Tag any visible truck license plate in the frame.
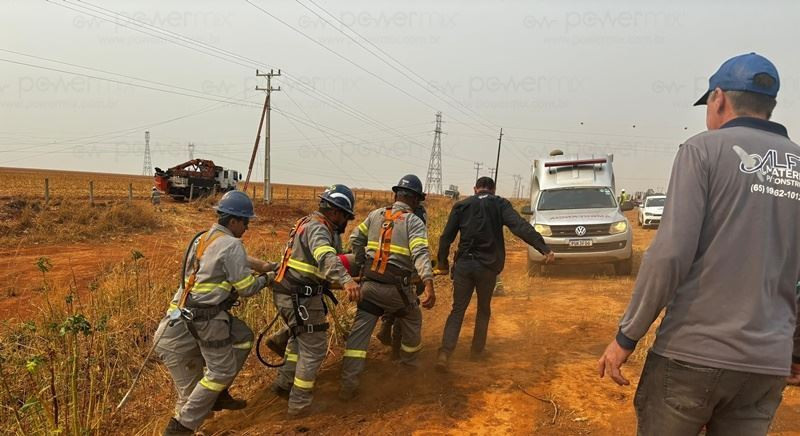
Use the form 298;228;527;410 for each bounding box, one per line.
569;239;593;247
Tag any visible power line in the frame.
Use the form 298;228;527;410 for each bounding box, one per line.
45;0;464;165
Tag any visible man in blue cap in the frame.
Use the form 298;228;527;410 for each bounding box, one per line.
598;53;800;434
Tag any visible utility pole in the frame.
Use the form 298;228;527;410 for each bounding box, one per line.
256;69;281;204
473;162;483;183
188;142;195;160
493;128;503;183
512;174;522;198
142;131;152;175
488;167;495;179
425;112;444;195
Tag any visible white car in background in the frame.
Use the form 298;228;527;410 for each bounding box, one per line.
638;195;666;228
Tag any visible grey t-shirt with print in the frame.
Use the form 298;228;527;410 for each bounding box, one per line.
619;117;800;376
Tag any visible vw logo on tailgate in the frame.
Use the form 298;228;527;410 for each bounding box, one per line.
574;226;587;236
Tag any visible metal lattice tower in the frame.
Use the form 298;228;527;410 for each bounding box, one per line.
142;131;152;175
188;142;195;160
425;112;443;195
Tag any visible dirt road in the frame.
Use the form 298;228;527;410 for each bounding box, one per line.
3;201;797;434
195;219;799;435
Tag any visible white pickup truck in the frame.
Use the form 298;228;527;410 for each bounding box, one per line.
522;152;634;276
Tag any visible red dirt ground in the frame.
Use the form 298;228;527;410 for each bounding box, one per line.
3;206;798;435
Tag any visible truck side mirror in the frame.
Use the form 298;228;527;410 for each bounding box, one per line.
521;205;533;215
620;201;634;212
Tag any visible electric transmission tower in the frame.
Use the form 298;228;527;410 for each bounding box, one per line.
188;142;195;160
142;131;152;175
425;112;443;195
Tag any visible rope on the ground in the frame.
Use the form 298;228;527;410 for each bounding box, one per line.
516;383;559;425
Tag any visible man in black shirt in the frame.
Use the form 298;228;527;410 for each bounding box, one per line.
435;177;554;371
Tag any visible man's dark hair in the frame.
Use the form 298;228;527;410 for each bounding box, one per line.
218;212;234;227
475;177;495;191
724;73;778;119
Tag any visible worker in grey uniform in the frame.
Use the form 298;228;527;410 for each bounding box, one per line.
599;52;800;435
375;203;428;360
156;190;271;436
269;184;361;417
339;174;436;400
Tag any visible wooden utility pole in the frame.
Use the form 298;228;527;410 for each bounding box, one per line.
493;128;503;183
473;162;483;183
256;69;281;204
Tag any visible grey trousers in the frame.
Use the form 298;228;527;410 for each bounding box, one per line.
635;352;787;436
340;280;422;391
155;314;254;430
272;293;328;413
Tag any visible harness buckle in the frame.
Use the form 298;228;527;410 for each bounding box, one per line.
179;308;195;322
297;305;310;321
381;221;393;229
304;325;316;334
301;285;315;297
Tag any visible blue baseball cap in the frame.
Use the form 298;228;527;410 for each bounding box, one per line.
694;52;780;106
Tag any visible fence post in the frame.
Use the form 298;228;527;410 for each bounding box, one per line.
285;186;289;204
89;181;94;206
44;178;49;206
312;189;315;200
252;185;256;199
128;183;133;203
189;184;194;201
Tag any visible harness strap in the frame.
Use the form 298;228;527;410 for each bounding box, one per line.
178;231;224;309
182;314;234;348
276;214;337;283
370;208;406;274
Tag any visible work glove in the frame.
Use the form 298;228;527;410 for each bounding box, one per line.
262;271;277;286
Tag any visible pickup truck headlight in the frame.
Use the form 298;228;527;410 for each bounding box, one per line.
609;220;628;235
534;223;552;236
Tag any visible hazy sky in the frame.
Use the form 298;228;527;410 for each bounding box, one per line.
2;0;799;196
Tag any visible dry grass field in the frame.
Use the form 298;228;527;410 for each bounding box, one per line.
0;167;798;435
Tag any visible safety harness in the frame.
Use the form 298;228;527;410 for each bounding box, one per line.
176;230;240;348
360;207;417;318
273;214;339;336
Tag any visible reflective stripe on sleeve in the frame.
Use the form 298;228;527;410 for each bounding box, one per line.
343;349;367;358
293;377;315;389
232;274;256;289
312;245;337;262
285;353;298;363
357;222;368;235
409;237;429;250
199;377;227;392
232;341;252;350
287;258;323;278
400;342;423;353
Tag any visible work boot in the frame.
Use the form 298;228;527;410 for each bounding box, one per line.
270;383;291;400
266;333;288;357
338;386;359;401
435;351;449;373
163;418;193;436
287;403;325;419
212;389;247;411
376;321;392;346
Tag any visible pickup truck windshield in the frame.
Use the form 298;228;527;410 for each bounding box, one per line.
537;187;617;210
645;197;666;207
